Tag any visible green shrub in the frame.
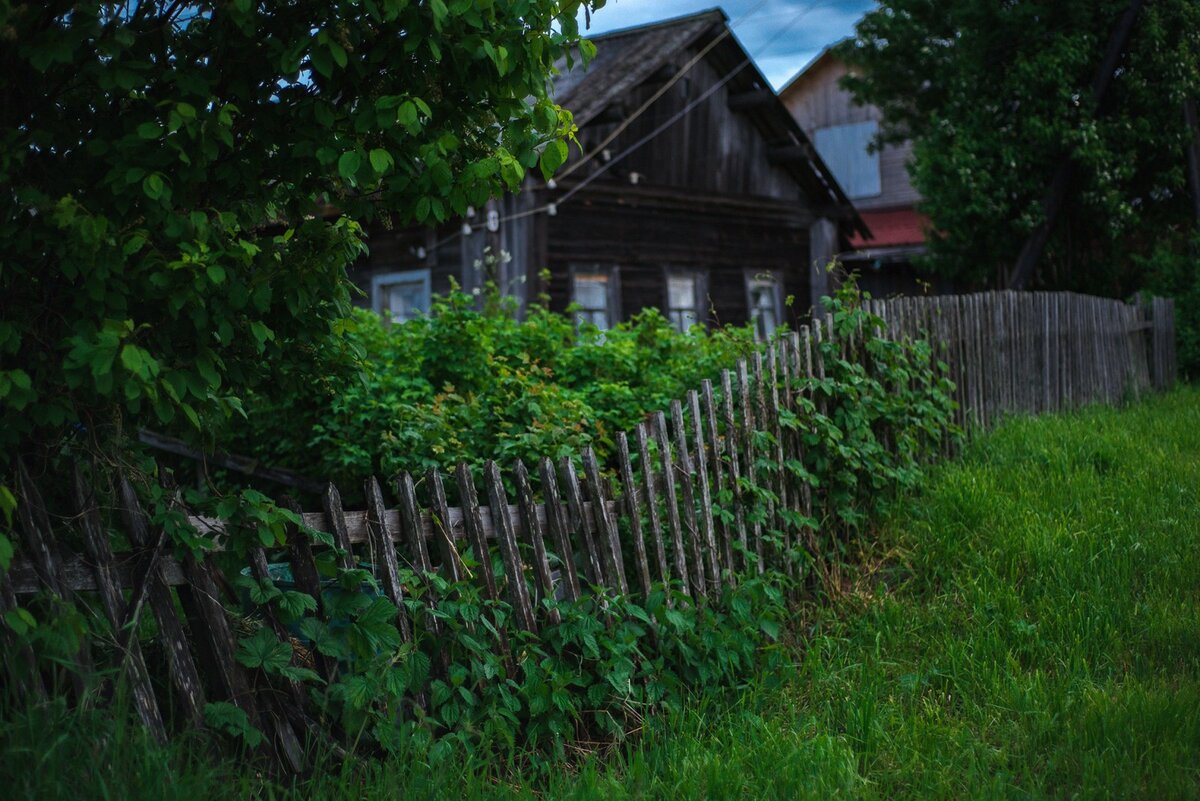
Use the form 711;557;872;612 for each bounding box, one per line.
226;290;759;492
1137;233;1200;379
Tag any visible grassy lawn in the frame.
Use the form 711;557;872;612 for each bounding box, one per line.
491;387;1200;799
5;388;1198;799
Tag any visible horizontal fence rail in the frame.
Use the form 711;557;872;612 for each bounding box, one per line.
1;289;1177;770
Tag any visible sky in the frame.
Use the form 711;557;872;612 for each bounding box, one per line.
578;0;875;89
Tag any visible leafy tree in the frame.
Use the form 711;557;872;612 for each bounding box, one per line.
840;0;1200;292
0;0;600;462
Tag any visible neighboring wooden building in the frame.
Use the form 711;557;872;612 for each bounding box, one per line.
352;9;866;336
779;46;950;296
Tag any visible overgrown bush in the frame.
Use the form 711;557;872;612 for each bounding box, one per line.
1;280;958;771
226;290;759;492
1137;232;1200;379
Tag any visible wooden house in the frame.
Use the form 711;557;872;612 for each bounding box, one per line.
779;46;951;296
352;9;866;337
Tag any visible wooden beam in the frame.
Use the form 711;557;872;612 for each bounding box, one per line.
137;429;325;494
727;88;775;111
767;143;815;164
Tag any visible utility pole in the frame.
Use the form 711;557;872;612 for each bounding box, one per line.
1008;0;1145;290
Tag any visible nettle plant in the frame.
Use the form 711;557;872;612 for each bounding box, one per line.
794;279;958;544
178;486;790;764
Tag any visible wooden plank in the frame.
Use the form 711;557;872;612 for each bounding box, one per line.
364;476;412;643
485;461;537;632
558;457;606;589
688;390;721;589
652;410;690;596
634;423;671;587
701;379;734;580
321;483;356;572
427;469;466;584
513;460;560;623
72;466;165;742
669;399;706;598
720;369;749;572
396;472;441;642
455;464;511;661
615;432;654;599
178;550;282;766
737;360;764;574
117;474;207;727
765;347;790;574
582;447;629;596
538;459;582;603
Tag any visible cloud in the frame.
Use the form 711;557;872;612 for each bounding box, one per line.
580;0;873;88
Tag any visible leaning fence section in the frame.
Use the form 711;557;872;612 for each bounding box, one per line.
1;289;1177;770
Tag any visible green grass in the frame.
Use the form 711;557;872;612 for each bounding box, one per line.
5;388;1199;799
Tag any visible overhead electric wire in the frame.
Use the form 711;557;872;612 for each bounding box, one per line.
430;0;834;253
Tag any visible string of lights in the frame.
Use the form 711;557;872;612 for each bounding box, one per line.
426;0;837;255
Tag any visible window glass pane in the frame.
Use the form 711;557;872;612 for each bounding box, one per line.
813;121;881;199
573;272;610;331
667;275;696;310
747;276;780;339
573;274;608;309
376;272;430;323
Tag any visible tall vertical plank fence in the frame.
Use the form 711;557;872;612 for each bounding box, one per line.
1;290;1177;770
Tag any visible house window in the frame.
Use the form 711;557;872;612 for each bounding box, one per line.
665;272;704;332
371;269;431;323
745;271;783;339
572;268;617;330
813;120;881;199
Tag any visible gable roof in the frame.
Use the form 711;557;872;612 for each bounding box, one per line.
777;40;848;99
551;9;868;239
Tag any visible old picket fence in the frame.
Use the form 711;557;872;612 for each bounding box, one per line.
2;289;1177;770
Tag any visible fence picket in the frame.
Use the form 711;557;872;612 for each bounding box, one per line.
485;461;537;632
538;458;582;603
634;423;672;587
615;432;654;598
513;460;560;624
652;410;690;597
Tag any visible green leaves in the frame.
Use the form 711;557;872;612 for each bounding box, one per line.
337;150;362;181
1;0;598;456
236;628;293;673
538;140;568;180
204;702;264;748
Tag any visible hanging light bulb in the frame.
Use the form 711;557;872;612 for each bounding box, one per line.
416;246;427;259
546;202;557;217
461;222;473;236
547;178;557;190
486;208;500;232
466;205;476;218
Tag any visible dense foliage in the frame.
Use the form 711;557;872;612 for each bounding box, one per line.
1137;232;1200;378
840;0;1200;292
0;0;600;462
227;290;758;492
1;281;959;769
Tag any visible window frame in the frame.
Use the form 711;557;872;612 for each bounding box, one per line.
744;269;784;340
662;268;708;333
813;120;882;200
371;268;432;323
569;264;621;331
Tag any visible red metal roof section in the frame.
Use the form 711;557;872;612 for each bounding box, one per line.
848;208;928;248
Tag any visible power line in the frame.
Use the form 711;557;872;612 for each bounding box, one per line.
431;0;834;253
